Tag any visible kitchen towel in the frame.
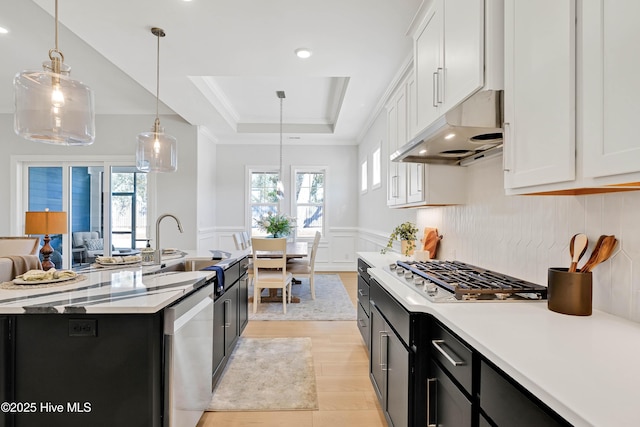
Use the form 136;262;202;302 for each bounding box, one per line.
203;265;225;294
422;228;442;259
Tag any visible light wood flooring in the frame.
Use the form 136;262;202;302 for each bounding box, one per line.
196;271;387;427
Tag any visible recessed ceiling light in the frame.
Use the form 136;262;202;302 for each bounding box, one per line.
419;149;427;155
444;133;456;140
0;26;9;34
295;48;312;59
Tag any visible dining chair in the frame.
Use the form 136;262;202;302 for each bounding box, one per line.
251;237;292;314
232;232;245;250
286;231;321;299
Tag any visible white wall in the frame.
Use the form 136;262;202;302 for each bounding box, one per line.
214;143;359;270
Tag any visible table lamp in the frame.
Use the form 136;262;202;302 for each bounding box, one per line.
25;209;68;271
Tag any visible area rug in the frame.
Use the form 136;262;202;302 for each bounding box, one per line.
207;337;318;411
249;274;356;321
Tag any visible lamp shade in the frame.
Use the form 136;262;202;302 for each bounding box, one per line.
136;126;178;173
25;211;68;235
14;61;95;145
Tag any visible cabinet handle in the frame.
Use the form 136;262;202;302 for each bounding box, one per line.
432;71;438;107
436;67;444;105
358;289;367;297
503;122;512;172
380;332;389;371
391;175;398;198
427;377;437;427
358;318;367;327
432;339;465;366
224;300;231;328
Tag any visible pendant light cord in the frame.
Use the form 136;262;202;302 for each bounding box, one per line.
279;96;283;178
155;31;160;121
49;0;64;63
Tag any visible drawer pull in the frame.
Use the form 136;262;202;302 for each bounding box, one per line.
358;289;367;297
380;332;389;371
432;339;465;366
427;377;437;427
358;318;367;328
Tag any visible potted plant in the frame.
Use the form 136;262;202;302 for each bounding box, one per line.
382;221;419;256
255;212;295;238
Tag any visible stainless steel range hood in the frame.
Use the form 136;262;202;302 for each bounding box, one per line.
391;90;503;165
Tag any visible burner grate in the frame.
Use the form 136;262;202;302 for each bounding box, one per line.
397;260;547;300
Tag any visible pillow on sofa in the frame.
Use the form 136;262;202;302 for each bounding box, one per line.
84;238;104;251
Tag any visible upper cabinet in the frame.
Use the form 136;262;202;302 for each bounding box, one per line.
504;0;640;194
387;73;409;207
386;68;467;208
503;0;576;190
582;0;640;179
411;0;496;139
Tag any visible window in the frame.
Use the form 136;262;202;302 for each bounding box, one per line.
361;160;368;193
250;170;280;236
294;169;325;238
22;161;149;268
111;168;148;250
372;146;381;188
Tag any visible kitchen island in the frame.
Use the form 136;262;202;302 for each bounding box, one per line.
359;251;640;427
0;250;248;427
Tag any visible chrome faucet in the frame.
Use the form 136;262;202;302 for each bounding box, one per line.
155;213;184;263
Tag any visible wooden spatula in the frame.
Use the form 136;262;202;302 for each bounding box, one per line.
568;233;588;273
581;236;618;273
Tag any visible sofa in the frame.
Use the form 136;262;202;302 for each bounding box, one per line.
72;231;138;263
0;237;42;283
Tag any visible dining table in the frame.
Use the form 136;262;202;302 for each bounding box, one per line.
252;241;308;304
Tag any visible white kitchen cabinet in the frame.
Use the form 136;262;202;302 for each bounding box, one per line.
386;74;409;206
503;0;576;191
411;0;486;138
582;0;640;179
386;68;468;208
505;0;640;195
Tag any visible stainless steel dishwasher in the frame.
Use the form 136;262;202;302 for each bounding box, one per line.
164;280;214;427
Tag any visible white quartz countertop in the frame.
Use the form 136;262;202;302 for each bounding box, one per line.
0;249;248;315
358;252;640;427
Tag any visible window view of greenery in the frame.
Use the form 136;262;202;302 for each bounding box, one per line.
295;171;324;238
250;172;279;236
111;169;148;249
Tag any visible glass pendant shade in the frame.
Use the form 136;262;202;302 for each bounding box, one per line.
136;27;177;173
14;60;95;145
136;121;177;173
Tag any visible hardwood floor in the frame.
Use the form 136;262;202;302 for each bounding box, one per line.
196;272;387;427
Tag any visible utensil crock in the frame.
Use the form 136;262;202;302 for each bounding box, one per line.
547;268;592;316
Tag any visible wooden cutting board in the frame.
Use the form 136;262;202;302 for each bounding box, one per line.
422;227;441;259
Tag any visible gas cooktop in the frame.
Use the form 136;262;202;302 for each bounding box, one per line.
385;260;547;303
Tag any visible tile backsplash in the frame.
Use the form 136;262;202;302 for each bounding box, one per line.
417;158;640;323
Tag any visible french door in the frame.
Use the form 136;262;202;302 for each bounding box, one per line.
19;160;151;269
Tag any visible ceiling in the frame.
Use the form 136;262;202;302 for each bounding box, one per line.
0;0;422;145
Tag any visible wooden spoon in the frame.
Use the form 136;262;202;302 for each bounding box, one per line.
579;235;606;273
568;233;588;272
581;236;618;273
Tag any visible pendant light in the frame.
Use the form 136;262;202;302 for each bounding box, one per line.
276;90;286;200
136;27;177;173
13;0;95;145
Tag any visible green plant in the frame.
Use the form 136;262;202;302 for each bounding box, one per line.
255;212;295;237
381;221;419;255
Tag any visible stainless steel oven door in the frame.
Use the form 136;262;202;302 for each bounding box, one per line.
164;282;214;427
